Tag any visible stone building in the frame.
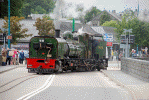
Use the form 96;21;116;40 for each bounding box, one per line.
87;10;122;26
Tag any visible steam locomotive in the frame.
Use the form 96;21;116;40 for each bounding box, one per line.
26;30;108;74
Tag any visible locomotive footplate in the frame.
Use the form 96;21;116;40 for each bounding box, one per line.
28;68;54;73
76;65;86;72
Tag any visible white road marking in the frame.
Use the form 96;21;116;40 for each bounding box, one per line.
17;74;55;100
99;73;119;88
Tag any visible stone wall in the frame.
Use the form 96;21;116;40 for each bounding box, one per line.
121;57;149;82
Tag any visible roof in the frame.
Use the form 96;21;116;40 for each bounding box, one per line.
92;26;118;42
91;26;117;35
81;24;102;37
1;19;103;42
91;10;122;22
60;21;82;34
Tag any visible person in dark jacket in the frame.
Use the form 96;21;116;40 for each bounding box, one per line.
20;50;24;64
6;48;11;65
1;48;7;66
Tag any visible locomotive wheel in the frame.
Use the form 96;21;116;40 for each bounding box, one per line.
96;66;101;71
91;66;96;71
55;64;63;73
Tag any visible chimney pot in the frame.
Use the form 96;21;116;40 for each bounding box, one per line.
112;10;116;13
55;29;60;38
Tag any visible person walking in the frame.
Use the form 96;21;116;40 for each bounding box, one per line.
15;50;19;65
12;49;17;65
116;50;119;60
119;52;123;61
131;49;134;58
6;48;11;65
113;51;116;61
1;48;7;66
20;50;24;64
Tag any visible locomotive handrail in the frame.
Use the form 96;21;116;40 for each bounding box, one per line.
46;46;51;55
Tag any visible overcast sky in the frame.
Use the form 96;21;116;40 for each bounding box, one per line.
63;0;149;17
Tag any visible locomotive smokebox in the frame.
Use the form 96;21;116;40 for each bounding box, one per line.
55;29;60;38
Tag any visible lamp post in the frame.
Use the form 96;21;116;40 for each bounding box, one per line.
8;0;10;49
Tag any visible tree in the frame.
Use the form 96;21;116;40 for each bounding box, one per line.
0;16;32;44
22;0;55;18
42;15;52;20
103;15;149;47
84;6;101;23
34;18;55;36
100;11;111;25
102;20;118;28
130;18;149;47
0;0;25;18
31;6;46;14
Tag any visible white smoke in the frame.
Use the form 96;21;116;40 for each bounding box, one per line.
54;0;65;29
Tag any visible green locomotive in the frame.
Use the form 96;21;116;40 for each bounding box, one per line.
26;30;108;74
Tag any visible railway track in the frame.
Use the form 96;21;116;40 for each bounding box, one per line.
0;74;40;94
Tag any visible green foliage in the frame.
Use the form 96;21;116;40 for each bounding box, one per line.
0;0;25;18
34;18;55;36
84;6;101;23
112;16;149;47
68;18;74;20
130;18;149;47
101;14;149;47
22;0;55;18
100;11;111;25
1;16;32;44
63;31;73;39
42;15;52;20
102;20;118;28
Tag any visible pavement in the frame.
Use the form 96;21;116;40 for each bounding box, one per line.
0;61;149;99
0;64;26;74
101;61;149;100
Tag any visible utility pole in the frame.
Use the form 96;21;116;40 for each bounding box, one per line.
8;0;10;49
123;29;132;58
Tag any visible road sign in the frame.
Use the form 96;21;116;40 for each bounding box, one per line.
103;33;113;42
120;35;135;44
7;36;12;39
123;29;132;33
0;34;12;43
106;42;112;47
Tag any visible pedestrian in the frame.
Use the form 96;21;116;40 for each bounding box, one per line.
113;51;116;61
119;52;123;61
111;50;113;61
12;49;17;65
133;50;137;58
15;50;19;65
142;49;146;57
20;50;24;64
131;49;134;57
116;50;119;60
6;48;11;65
1;48;7;66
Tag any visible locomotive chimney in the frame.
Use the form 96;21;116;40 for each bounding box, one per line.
55;29;60;38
